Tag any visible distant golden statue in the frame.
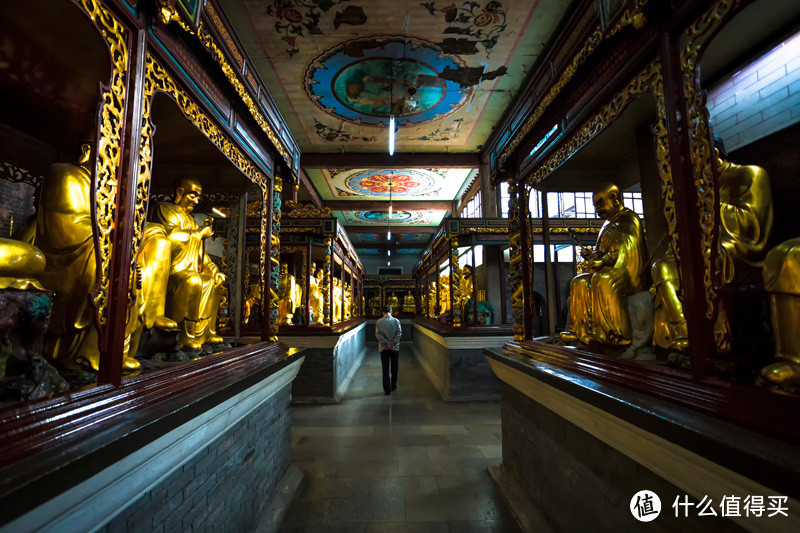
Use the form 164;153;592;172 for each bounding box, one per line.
157;178;225;350
387;291;399;312
243;283;261;325
651;143;773;352
403;291;415;314
344;284;352;319
438;277;450;313
561;183;646;346
428;281;437;318
332;277;343;322
277;264;297;325
309;265;324;324
369;293;380;316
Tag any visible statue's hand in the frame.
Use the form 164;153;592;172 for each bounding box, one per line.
214;271;226;285
199;225;214;239
580;246;595;260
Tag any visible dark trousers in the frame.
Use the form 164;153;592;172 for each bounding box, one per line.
380;349;399;393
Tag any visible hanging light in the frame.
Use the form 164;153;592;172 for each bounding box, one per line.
388;115;395;156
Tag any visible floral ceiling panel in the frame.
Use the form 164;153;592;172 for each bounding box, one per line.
306;167;473;200
333;209;447;226
222;0;570;152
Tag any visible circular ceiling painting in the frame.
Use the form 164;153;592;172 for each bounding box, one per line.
305;36;474;126
356;210;418;223
345;170;436;196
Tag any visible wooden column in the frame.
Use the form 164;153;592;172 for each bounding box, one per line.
99;27;147;385
540;190;557;337
660;31;717;379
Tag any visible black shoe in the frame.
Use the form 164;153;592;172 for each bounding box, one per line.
384;391;390;395
391;385;397;391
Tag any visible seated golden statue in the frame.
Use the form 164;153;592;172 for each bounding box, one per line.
428;281;437;318
651;143;773;352
369;294;380;316
277;264;296;325
387;291;399;312
344;285;352;319
35;143;139;371
561;183;646;347
243;283;262;325
761;238;800;385
458;265;474;315
157;178;225;350
332;278;343;322
309;265;324;324
438;277;450;313
403;291;415;314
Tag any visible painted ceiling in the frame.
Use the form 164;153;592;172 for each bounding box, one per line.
306;167;473;200
222;0;571;153
333;209;447;226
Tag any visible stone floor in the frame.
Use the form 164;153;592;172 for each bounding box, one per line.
278;352;522;532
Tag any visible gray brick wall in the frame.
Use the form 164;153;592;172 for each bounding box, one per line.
104;386;291;533
500;384;744;533
708;31;800;151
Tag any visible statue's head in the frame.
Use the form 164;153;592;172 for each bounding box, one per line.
280;264;288;273
173;177;203;212
592;183;622;220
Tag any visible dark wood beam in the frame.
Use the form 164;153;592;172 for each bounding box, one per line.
344;225;438;234
301;153;480;169
325;200;452;211
298;169;322;208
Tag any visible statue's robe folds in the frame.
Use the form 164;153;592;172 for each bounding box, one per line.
36;163;100;369
718;162;773;283
568;208;646;346
157;202;222;348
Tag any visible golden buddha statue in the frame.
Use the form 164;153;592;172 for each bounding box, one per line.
156;178;225;350
35;143;138;371
459;265;474;315
332;278;343;322
761;238;800;385
309;265;324;324
243;283;261;325
428;281;437;318
403;291;415;314
438;277;450;313
277;264;296;325
561;183;646;347
387;291;399;312
651;144;773;353
344;284;352;319
369;293;380;316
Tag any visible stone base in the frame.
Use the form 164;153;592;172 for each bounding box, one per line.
282;321;367;403
413;321;509;401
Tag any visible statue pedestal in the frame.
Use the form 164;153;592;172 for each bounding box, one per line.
412;318;511;401
0;288;67;403
279;320;367;403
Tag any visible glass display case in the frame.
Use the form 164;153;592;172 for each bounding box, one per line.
279;206;365;330
413;218;512;328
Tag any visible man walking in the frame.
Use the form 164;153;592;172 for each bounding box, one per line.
376;305;402;395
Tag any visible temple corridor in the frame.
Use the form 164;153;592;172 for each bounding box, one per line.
279;352;536;532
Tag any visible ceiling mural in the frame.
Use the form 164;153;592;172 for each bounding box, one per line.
334;209;446;226
305;167;473;200
223;0;571;152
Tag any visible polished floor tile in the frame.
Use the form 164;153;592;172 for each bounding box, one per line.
278;353;521;532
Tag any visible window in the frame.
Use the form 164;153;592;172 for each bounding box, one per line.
622;191;644;216
500;182;510;218
462;190;483;218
